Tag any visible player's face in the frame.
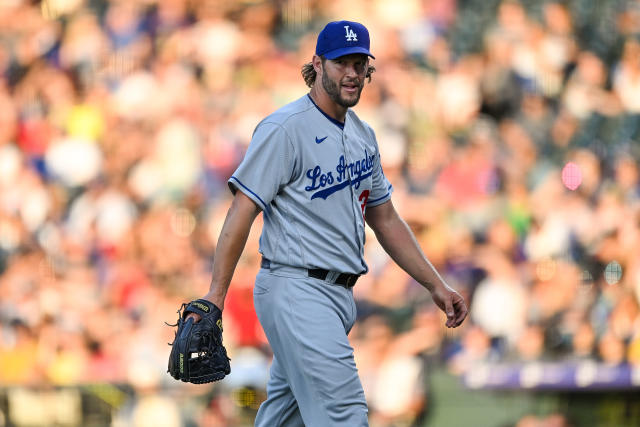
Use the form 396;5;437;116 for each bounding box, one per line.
321;54;368;108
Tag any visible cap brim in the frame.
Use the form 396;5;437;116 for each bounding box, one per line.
323;46;375;60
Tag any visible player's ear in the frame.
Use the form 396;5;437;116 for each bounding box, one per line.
312;55;323;74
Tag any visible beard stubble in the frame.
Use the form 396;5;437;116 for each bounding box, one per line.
321;70;364;108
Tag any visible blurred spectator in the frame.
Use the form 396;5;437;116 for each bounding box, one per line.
471;246;527;345
516;412;573;427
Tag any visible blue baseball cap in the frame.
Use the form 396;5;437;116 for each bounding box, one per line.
315;20;375;60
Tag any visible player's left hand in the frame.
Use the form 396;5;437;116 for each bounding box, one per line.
430;285;468;328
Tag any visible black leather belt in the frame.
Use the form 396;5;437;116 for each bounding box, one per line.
261;257;359;288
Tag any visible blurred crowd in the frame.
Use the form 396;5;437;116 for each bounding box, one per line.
1;0;639;425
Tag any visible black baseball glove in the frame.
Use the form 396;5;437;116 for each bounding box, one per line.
167;299;231;384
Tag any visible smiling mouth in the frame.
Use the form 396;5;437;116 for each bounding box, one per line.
342;83;359;93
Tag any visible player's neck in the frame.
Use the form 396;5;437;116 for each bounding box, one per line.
309;86;347;123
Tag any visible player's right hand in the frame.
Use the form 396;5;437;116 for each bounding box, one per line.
186;312;201;322
186;293;224;323
167;299;230;383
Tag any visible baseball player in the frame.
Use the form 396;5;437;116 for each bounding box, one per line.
191;20;468;426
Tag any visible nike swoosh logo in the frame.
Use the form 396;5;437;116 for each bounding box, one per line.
315;136;328;144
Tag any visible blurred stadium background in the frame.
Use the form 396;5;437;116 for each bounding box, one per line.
1;0;640;426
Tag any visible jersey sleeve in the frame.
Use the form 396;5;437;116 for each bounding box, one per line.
228;122;296;212
366;130;393;207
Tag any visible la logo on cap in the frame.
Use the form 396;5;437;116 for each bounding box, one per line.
315;20;374;59
344;25;358;42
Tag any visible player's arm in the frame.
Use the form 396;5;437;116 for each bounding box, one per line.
202;191;261;311
364;199;467;328
169;191;258;381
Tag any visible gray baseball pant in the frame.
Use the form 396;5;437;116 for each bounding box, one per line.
253;263;368;427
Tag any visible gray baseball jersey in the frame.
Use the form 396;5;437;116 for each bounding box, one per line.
228;94;393;274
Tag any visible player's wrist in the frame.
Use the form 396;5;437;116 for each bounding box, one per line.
418;279;436;292
422;280;448;294
202;291;225;311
